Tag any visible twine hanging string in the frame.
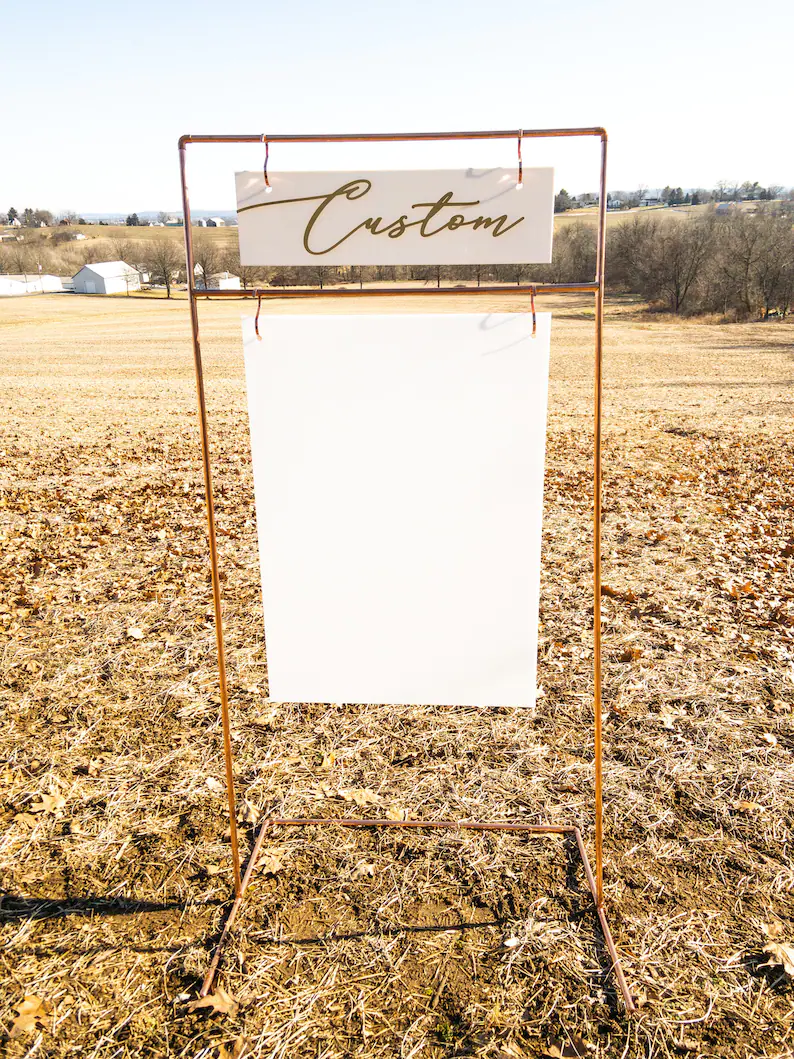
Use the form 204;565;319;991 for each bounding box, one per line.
517;129;523;189
530;285;536;336
255;291;263;340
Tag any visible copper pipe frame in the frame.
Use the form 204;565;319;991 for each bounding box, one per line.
179;127;633;1013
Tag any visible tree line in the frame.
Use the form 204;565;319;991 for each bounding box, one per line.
213;205;794;319
3;204;792;319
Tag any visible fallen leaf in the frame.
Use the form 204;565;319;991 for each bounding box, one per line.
762;941;794;976
126;627;144;639
542;1035;591;1058
728;581;756;599
352;860;375;880
218;1035;248;1059
30;791;66;814
340;787;381;807
601;585;637;603
238;799;260;825
319;752;336;769
250;708;278;727
761;732;778;747
205;777;223;793
88;755;109;777
732;800;766;814
14;812;39;828
761;919;785;940
618;647;643;663
10;995;49;1038
659;709;677;730
259;850;286;875
385;803;410;821
187;986;239;1018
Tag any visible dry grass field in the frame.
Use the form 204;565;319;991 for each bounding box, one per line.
1;292;793;1058
68;224;241;252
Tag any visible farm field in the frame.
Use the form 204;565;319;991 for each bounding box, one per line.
0;293;793;1058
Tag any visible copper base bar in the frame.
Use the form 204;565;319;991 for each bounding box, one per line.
200;816;636;1014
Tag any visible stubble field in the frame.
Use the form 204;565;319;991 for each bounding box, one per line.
0;292;793;1058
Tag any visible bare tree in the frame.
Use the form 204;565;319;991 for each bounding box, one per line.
652;218;714;312
145;239;183;298
110;238;136;262
222;247;260;289
608;214;661;289
750;208;794;318
192;236;221;290
7;244;32;278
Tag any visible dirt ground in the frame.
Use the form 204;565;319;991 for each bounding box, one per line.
0;292;792;1058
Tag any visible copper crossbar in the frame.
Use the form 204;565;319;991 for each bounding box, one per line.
191;282;601;298
179;127;636;1015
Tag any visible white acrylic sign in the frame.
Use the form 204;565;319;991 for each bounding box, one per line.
236;169;554;266
243;312;551;708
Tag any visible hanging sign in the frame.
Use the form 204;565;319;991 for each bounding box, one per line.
235;169;554;266
243;311;551;708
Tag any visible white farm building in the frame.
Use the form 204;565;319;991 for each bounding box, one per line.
208;271;241;290
0;274;64;296
73;261;141;295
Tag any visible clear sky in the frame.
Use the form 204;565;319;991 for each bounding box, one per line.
2;0;791;214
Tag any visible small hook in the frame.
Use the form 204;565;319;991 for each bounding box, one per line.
255;291;263;340
530;285;536;336
262;135;272;193
516;129;523;190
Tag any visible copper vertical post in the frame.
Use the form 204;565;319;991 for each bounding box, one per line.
179;141;242;896
592;132;608;907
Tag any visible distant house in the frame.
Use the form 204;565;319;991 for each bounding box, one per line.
715;202;735;216
194;266;241;290
194;218;208;227
165;216;183;227
607;198;623;210
206;217;226;227
73;261;141;295
208;271;240;290
641;195;662;207
7;217;22;228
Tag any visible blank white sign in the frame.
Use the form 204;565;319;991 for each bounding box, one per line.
243;312;551;707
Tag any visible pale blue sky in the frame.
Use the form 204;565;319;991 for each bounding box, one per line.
3;0;791;213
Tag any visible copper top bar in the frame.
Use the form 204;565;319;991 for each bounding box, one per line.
179;128;606;148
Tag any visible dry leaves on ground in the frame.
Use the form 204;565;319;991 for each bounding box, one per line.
187;987;240;1018
9;995;50;1039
